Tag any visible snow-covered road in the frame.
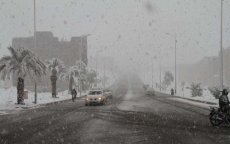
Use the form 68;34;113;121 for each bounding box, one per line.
0;77;230;144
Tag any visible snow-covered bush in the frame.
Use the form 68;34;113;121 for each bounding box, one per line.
143;84;149;90
190;83;203;97
208;87;220;99
162;71;174;89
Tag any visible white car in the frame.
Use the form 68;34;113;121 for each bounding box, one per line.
85;90;107;106
103;89;113;99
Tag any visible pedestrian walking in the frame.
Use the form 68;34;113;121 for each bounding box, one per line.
171;88;174;96
71;88;77;102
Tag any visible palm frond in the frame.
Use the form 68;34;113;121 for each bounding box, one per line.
7;47;19;62
0;64;6;72
0;47;46;81
46;58;65;74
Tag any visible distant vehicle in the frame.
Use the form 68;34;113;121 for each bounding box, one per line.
91;87;102;91
103;89;113;99
85;90;107;106
171;88;174;96
146;88;155;96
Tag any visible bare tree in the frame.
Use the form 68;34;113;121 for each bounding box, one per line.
163;71;174;89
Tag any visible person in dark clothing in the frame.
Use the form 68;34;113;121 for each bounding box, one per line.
219;89;230;114
171;88;174;96
71;88;77;102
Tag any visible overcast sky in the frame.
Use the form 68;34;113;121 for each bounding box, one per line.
1;0;230;83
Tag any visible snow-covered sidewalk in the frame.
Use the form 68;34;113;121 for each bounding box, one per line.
154;84;226;110
176;88;219;104
159;83;222;105
169;97;218;110
0;87;87;114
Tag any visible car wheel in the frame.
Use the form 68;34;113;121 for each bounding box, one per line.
85;103;88;106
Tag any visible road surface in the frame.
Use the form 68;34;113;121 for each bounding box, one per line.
0;77;230;144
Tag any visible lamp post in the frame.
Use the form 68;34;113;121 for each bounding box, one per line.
159;56;162;91
220;0;224;90
151;58;153;89
33;0;37;104
79;34;91;96
95;55;98;87
165;33;177;94
175;36;177;94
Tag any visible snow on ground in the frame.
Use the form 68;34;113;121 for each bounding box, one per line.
142;78;221;105
160;83;221;105
176;85;219;104
156;83;230;110
169;98;218;110
0;87;87;113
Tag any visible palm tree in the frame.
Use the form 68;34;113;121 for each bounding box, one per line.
75;60;87;95
46;58;65;98
0;47;46;104
60;65;79;93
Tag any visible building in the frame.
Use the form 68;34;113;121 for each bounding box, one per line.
12;31;88;66
178;56;219;86
11;31;88;91
178;47;230;87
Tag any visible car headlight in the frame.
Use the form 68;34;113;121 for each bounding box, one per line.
98;97;102;100
86;98;89;101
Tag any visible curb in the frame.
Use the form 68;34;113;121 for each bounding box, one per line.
152;91;217;105
35;96;86;107
42;98;71;106
172;96;217;105
18;96;85;110
0;95;87;115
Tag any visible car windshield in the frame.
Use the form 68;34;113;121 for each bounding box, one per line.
89;91;102;95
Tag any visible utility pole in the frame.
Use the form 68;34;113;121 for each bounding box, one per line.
151;57;153;89
95;56;98;87
103;60;105;89
159;50;162;92
220;0;224;90
159;57;162;91
165;33;177;94
79;36;83;97
34;0;37;104
175;36;177;94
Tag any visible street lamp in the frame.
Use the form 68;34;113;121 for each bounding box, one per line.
151;57;154;89
33;0;37;104
152;55;161;91
220;0;224;90
95;47;106;88
165;33;177;94
79;34;91;96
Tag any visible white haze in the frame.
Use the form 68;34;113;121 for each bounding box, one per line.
1;0;230;83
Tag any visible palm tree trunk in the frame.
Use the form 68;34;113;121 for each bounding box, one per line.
51;69;58;98
69;76;74;93
34;82;37;104
51;75;57;98
17;77;24;104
